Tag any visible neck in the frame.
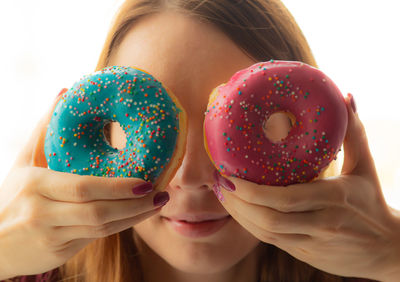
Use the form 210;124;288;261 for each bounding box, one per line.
134;233;261;282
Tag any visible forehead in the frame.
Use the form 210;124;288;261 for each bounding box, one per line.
109;11;254;91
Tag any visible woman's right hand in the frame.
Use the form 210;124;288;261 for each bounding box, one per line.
0;89;170;280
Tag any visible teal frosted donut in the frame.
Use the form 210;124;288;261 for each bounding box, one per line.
44;66;187;188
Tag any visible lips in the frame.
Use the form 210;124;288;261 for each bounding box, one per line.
165;214;230;223
163;215;232;238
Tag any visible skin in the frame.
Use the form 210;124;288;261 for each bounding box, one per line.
108;11;262;282
0;88;166;279
1;8;399;282
109;10;400;282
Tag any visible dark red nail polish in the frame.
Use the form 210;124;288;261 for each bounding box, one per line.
212;183;225;202
153;191;170;207
132;182;153;195
214;170;235;192
348;93;357;113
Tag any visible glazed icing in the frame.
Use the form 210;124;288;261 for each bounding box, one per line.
204;60;348;186
45;66;181;182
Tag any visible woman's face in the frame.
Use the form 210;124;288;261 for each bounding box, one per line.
108;11;261;276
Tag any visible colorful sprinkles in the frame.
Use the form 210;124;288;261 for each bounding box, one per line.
45;66;181;182
204;60;348;186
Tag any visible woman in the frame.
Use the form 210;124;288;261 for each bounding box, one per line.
1;0;399;281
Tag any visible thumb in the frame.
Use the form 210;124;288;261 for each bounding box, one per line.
341;93;377;179
12;88;68;168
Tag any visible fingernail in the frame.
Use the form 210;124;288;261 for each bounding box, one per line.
347;93;357;113
214;170;235;192
132;182;153;195
153;191;170;207
212;183;225;202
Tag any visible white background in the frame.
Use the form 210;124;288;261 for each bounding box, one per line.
1;0;399;208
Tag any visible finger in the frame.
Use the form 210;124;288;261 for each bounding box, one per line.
46;190;162;226
222;175;345;212
51;238;95;261
219;189;312;246
220;187;322;235
341;94;378;179
13;89;68;168
220;184;377;240
238;214;312;248
31;167;155;202
54;206;161;241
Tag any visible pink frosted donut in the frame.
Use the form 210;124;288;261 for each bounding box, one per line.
204;60;348;186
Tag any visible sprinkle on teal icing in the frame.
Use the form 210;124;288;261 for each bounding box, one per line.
44;66;181;182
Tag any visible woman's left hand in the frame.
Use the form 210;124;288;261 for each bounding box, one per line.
213;94;400;282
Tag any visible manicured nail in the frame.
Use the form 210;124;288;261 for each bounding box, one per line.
214;170;235;192
153;191;170;207
132;182;153;195
348;93;357;113
212;183;225;202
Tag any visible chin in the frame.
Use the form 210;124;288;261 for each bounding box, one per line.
133;213;261;274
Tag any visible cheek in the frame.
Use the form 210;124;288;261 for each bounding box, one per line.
133;214;260;274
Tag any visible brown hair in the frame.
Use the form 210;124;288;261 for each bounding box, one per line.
57;0;366;281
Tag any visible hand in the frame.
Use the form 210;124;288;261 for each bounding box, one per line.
214;94;400;281
0;89;169;279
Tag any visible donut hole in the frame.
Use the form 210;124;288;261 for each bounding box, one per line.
103;121;127;150
263;111;295;143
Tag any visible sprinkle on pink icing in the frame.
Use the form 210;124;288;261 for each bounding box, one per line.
204;60;348;186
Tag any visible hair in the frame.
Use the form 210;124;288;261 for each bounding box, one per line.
56;0;368;281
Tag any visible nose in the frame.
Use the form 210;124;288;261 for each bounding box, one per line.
168;119;215;192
